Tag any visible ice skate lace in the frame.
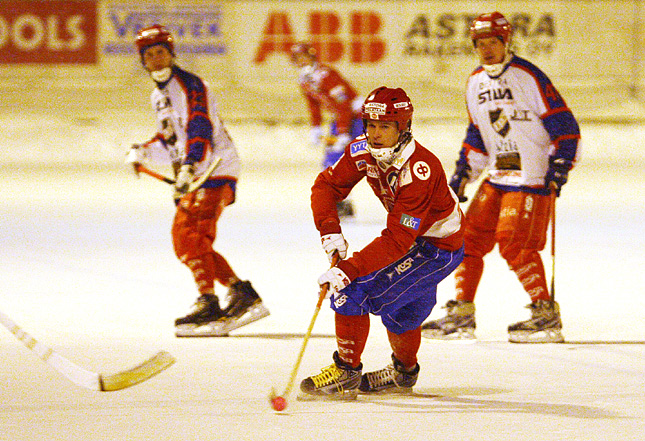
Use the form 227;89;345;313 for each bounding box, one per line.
365;365;398;389
311;364;344;389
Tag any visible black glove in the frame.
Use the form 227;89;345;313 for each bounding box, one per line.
449;161;471;202
545;157;572;196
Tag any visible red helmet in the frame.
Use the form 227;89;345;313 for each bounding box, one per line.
362;87;414;130
290;42;317;63
469;12;512;45
135;24;175;56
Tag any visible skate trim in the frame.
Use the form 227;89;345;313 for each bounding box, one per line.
421;327;476;340
296;389;358;401
226;302;270;333
175;320;230;337
508;329;564;344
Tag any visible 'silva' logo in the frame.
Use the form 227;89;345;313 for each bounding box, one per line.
400;213;421;230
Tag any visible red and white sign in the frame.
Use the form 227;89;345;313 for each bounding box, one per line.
0;0;97;64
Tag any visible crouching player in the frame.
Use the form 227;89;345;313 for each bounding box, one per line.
299;87;465;399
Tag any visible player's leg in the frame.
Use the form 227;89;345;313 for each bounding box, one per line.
298;311;368;400
357;241;462;393
173;186;268;335
422;181;501;339
496;191;562;342
172;188;229;329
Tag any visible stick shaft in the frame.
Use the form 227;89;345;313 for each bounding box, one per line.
281;253;340;397
282;284;329;397
550;189;556;303
134;157;221;192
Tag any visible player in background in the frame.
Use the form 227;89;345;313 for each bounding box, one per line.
290;42;364;218
421;12;580;343
125;25;269;337
299;87;464;399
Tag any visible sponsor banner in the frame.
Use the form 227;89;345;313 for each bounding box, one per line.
101;3;227;57
0;0;98;64
233;1;562;86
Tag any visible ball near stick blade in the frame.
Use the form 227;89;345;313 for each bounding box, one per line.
269;387;287;411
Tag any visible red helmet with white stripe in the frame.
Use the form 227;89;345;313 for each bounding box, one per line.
361;87;414;163
469;12;512;45
135;24;175;56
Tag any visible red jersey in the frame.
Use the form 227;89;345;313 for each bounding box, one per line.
312;135;464;280
298;62;361;134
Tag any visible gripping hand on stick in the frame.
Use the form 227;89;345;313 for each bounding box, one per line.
174;164;195;197
317;267;351;299
545;157;572;196
125;144;145;175
448;161;471;203
321;233;348;263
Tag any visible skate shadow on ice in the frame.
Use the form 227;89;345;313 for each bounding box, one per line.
358;386;625;419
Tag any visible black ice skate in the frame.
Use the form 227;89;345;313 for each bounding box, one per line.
175;294;230;337
223;281;270;333
508;300;564;343
298;351;362;401
359;354;420;395
421;300;476;340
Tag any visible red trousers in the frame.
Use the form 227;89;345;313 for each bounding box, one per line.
456;180;552;303
172;185;236;294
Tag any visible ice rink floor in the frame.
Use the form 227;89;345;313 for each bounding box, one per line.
1;117;644;440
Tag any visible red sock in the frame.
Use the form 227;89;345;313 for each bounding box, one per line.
335;314;370;368
387;327;421;370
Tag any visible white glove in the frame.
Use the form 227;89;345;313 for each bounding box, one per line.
125;144;145;165
321;233;347;263
330;133;351;153
317;267;351;299
309;126;323;148
174;164;194;196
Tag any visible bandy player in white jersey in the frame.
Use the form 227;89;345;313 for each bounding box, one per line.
421;12;580;343
125;25;269;337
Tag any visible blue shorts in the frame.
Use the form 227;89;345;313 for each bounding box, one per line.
331;239;464;334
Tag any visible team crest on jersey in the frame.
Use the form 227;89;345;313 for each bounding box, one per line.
350;139;368;156
366;164;379;178
413;161;431;180
489;108;511;137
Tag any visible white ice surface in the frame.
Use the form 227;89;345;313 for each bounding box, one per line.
1;115;644;440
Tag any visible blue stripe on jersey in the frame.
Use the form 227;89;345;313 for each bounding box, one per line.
463;122;487;154
511;56;580;161
173;66;213;164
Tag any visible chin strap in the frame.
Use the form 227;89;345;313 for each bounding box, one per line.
482;52;513;77
151;67;173;82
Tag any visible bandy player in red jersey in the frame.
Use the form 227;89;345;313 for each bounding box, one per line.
422;12;581;343
125;25;269;337
290;42;364;218
298;87;465;399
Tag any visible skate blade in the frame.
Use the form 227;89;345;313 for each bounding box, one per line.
296;390;358;402
226;302;270;333
358;386;413;396
422;328;476;341
175;320;230;337
508;329;564;343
